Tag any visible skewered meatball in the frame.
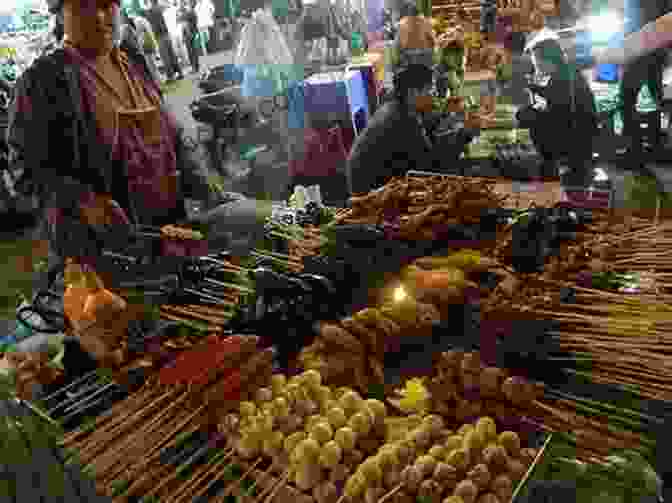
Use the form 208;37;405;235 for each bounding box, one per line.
466;463;492;490
507;458;527;481
482;445;508;471
400;465;423;493
418;479;442;500
384;469;402;490
329;464;351;483
313;481;338;503
364;487;386;503
415;455;437;478
498;431;521;457
476;494;501;503
453;479;479;503
490;474;513;502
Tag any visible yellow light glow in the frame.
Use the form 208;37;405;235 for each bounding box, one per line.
393;286;408;303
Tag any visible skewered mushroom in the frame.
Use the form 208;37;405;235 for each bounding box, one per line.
335;427;357;451
400;465;423;493
498;431;521;457
466;463;492;490
490;474;513;502
454;479;479;503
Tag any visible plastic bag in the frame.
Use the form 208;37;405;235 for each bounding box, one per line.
235;9;293;69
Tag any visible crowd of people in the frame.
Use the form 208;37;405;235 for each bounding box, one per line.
48;0;216;84
4;0;672;270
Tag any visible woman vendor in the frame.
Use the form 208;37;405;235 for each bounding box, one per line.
6;0;217;267
346;64;436;194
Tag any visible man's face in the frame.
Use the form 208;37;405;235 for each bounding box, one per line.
62;0;121;52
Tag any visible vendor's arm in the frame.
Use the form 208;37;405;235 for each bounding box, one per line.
595;13;672;66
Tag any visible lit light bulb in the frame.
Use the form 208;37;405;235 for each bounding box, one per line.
393;286;407;303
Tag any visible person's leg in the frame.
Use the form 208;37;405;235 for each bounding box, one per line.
187;30;199;73
158;35;175;79
167;35;183;78
620;60;645;164
146;52;161;84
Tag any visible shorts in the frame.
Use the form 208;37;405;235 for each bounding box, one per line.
480;79;499;97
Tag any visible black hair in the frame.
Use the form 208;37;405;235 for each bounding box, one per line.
533;38;571;80
509;31;526;55
393;64;434;103
400;2;419;17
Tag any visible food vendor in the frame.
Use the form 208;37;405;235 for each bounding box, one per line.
6;0;220;267
346;63;436;195
515;31;598;187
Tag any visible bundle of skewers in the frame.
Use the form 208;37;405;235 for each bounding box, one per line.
159;255;254;330
59;335;274;501
334;177;508;241
340;414;542;503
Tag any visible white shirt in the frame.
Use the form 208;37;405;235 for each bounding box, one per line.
196;0;214;29
164;5;179;39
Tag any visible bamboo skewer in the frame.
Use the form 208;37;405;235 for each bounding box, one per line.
177;452;241;503
220;458;264;499
137;412;204;469
379;483;404;503
77;388;185;461
261;469;291;503
509;434;553;503
91;393;192;473
143;447;235;501
252;468;290;503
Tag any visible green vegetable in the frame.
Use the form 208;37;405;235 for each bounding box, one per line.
111;480;129;497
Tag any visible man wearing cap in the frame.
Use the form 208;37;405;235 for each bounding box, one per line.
516;30;598;185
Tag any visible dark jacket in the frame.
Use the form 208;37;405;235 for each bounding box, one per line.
518;68;598;140
6;43;211;257
346;100;433;194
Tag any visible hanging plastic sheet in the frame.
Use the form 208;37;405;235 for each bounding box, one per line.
234;9;295;97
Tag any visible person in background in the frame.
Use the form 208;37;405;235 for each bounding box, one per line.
346;64;436;194
145;0;183;80
131;12;161;84
120;8;143;55
618;0;669;172
499;31;535;108
195;0;214;55
179;0;201;73
516;35;597;186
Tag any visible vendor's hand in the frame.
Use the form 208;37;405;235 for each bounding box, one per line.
79;194;130;228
